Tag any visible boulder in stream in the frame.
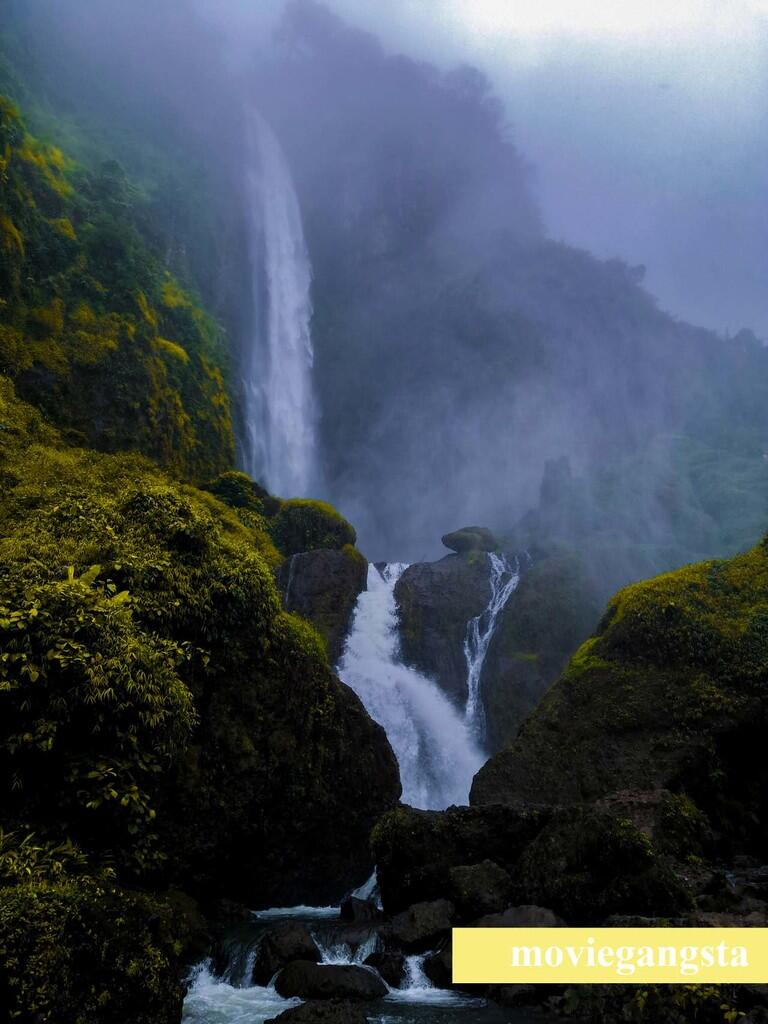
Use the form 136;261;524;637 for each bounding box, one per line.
363;951;406;987
252;921;322;985
266;999;368;1024
274;961;388;1000
388;898;455;951
441;527;498;553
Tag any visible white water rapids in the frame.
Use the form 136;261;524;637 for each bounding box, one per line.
338;563;484;810
242;112;317;498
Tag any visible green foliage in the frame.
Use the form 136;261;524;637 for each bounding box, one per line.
0;94;233;480
269;498;357;557
0;878;187;1024
0;376;399;906
558;982;746;1023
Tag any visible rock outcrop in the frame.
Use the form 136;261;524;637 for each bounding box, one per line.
395;554;491;704
279;546;367;664
274;962;388;1001
252;921;322;985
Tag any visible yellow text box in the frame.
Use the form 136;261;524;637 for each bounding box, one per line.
453;928;768;984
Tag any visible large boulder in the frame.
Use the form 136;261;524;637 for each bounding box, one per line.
266;1000;368;1024
279;547;368;664
274;962;388;1001
447;861;512;920
394;555;493;704
252;921;322;985
389;899;455;951
363;951;406;987
470;537;768;864
371;804;547;913
441;527;498;554
509;808;691;923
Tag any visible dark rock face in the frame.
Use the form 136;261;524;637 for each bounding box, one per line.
481;550;601;752
510;808;691;923
340;897;384;923
279;547;368;664
371;804;547;913
441;527;498;554
447;860;512;919
389;899;455;951
274;962;388;1001
363;951;406;987
266;1000;368;1024
395;555;491;704
252;921;321;986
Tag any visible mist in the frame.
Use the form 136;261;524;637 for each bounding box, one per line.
5;0;768;574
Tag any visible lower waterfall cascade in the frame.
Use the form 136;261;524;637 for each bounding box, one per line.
337;562;484;810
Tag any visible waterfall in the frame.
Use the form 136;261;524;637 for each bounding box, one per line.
463;553;521;739
243;112;317;497
338;564;484;809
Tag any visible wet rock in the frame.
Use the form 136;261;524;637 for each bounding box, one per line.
279;547;367;664
447;860;512;920
274;961;387;1001
389;899;455;952
441;527;498;554
363;951;406;987
473;905;565;928
252;922;322;985
423;943;452;988
340;896;384;923
394;554;491;704
266;999;368;1024
371;803;548;913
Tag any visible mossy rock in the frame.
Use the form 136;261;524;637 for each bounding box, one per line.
441;526;498;554
0;377;400;906
269;499;357;557
471;538;768;858
510;807;692;923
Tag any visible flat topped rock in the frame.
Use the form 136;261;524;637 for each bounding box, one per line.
441;526;498;554
274;961;387;1001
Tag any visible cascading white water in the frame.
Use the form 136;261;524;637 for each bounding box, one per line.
463;553;521;738
338;563;484;809
243;112;317;497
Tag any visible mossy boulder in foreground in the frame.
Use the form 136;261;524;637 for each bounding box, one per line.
471;537;768;858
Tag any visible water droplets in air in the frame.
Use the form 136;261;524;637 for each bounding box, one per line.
338;563;484;809
242;112;317;497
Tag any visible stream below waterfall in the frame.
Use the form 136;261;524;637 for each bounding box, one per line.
183;557;528;1023
182;906;547;1024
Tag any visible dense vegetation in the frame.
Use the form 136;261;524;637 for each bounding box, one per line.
0;92;234;479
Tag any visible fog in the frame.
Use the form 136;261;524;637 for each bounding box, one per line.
6;0;768;571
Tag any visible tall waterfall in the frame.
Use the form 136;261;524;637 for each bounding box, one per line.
338;564;484;809
243;112;317;497
464;553;521;738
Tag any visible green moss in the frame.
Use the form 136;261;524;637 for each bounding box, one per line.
0;94;234;480
472;536;768;857
269;498;357;557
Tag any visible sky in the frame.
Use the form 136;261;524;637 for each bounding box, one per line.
202;0;768;337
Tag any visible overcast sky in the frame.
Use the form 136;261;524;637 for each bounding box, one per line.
198;0;768;337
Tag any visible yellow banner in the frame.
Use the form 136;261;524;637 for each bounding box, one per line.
452;928;768;984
